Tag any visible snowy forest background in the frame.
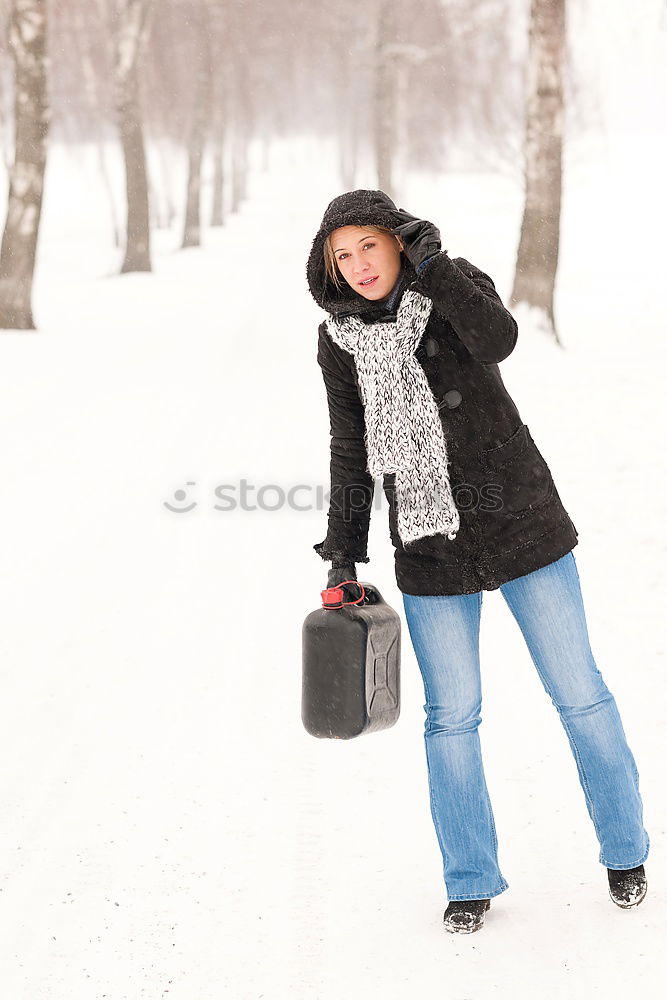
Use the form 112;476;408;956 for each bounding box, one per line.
1;1;666;998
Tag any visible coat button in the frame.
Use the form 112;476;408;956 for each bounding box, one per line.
441;389;462;409
425;337;439;357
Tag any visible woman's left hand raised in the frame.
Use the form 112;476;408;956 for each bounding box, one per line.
391;209;442;270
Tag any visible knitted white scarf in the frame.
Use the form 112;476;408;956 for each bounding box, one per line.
325;289;460;547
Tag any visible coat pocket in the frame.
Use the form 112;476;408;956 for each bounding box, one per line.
479;423;554;516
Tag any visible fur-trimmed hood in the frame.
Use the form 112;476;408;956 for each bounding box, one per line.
306;188;418;321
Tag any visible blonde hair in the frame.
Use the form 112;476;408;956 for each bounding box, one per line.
323;224;401;292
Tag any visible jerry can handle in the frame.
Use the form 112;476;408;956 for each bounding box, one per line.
321;580;366;610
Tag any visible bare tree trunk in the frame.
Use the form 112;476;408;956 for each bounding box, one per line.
229;78;250;215
209;58;228;227
229;126;248;213
210;136;225;227
209;0;228;227
0;0;49;331
182;4;212;249
511;0;566;343
229;127;240;213
181;107;206;247
114;0;153;273
374;0;398;198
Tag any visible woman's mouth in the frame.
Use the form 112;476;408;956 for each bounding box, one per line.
358;275;379;288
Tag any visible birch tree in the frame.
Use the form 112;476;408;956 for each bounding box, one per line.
511;0;566;343
0;0;48;330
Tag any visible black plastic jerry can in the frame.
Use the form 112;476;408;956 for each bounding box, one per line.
301;580;401;740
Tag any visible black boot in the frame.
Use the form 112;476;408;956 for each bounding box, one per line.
443;898;491;934
607;864;647;908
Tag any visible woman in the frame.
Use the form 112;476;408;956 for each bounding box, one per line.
307;188;650;934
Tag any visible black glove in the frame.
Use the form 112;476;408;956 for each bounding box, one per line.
391;208;442;270
327;563;361;603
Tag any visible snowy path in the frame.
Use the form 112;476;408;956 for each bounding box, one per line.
0;134;665;998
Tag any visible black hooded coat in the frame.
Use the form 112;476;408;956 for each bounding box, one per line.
307;189;578;595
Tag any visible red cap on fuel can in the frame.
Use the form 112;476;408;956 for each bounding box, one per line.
321;586;344;609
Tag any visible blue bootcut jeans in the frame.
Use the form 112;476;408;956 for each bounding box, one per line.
402;551;650;901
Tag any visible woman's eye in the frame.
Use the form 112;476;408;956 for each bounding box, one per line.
338;243;374;262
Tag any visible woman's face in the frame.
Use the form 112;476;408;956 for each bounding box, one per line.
330;225;404;301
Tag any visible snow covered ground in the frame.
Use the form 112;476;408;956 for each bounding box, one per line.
1;27;666;1000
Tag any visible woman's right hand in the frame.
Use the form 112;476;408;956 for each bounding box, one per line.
327;563;360;601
